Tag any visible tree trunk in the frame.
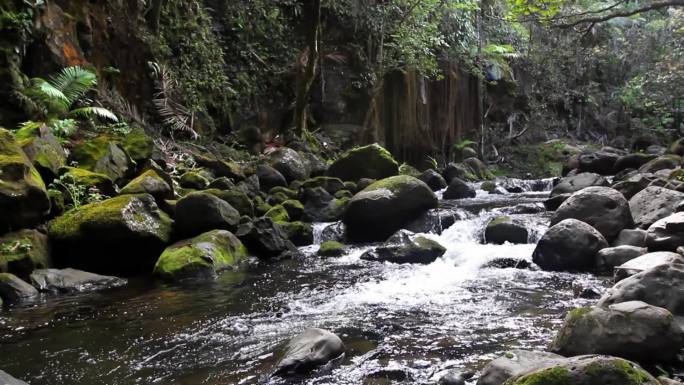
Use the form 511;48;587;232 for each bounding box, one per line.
149;0;164;33
293;0;322;137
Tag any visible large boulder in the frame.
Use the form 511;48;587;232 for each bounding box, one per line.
301;187;348;222
0;229;50;280
612;175;651;200
613;252;684;281
0;272;38;303
327;143;399;182
70;135;133;182
343;175;438;242
551;302;684;363
646;212;684;251
443;178;476;199
418;169;448;191
255;164;287;191
0;128;50;233
203;189;255;218
274;328;345;376
578;151;619;175
175;192;240;237
550;172;608;198
120;127;155;165
629;186;684;228
153;230;248;280
484;216;528;244
532;219;608;271
595;246;647;273
614;153;658;173
476;350;566;385
504;355;658;385
119;170;172;201
463;157;494;180
268;147;309;182
14;123;66;180
57;166;116;196
613;228;648;247
598;263;684;316
30;268;126;293
550;187;633;241
48;194;173;274
361;230;446;264
236;217;297;259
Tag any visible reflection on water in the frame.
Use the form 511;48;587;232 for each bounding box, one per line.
0;179;607;385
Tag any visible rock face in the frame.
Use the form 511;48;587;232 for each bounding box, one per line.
550;187;633;241
0;128;50;233
629;186;684;228
532;219;608;271
0;272;39;303
361;230;446;264
613;252;684;281
550;172;608;198
476;350;566;385
154;230;248;280
418;169;448;191
484;216;528;244
504;355;658;385
550;302;684;362
268;147;309;182
0;229;51;280
343;176;438;242
595;246;647;273
646;212;684;251
30;268;126;293
175;192;240;237
443;178;476;199
327;143;399;182
0;370;29;385
274;328;345;376
598;263;684;316
49;194;173;274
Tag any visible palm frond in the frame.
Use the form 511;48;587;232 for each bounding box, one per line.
68;107;119;122
149;61;199;139
49;66;97;104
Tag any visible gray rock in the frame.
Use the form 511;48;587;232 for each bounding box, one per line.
550;301;684;363
613;228;648;247
613;252;684;281
630;186;684;228
532;219;608;271
256;164;287;191
236;217;297;259
639;154;682;174
361;230;446;264
578;151;619;175
614;153;659;172
598;263;684;316
30;268;127;293
550;186;633;241
274;328;345;376
175;192;240;237
550;172;608;198
612;175;651;200
646;212;684;251
476;350;565;385
0;273;38;303
418;169;448;191
301;187;347;222
0;370;29;385
443;178;476;199
595;245;647;273
543;194;570;211
484;216;528;244
268;147;310;183
439;371;471;385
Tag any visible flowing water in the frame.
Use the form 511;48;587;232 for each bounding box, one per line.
0;178;608;385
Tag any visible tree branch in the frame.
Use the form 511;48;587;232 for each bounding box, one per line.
555;0;684;28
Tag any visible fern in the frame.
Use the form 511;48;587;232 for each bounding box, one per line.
69;107;119;122
149;61;199;139
49;66;97;104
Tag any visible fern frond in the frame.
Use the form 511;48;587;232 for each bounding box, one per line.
49;66;97;104
68;107;119;122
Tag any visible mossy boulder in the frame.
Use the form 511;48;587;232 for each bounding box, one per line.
0;229;50;280
343;175;438;242
442;162;478;183
638;154;682;174
463;157;495;180
301;176;345;195
14;124;66;180
70;136;133;182
282;200;304;220
0;128;50;233
334;190;353;199
204;189;254;217
361;230;446;264
179;171;210;189
48;194;173;274
121;127;154;164
265;205;290;222
194;154;245;181
279;221;313;246
318;240;345;257
301;187;349;222
268;186;298;199
253;196;272;216
327;143;399;182
120;170;172;201
153;230;248;280
175;192;240;237
504;355;658;385
57;167;115;196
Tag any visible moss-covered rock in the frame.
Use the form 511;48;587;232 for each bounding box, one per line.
121;127;154;164
204;189;254;217
253;196;272;216
194;154;245;181
282;200;304;220
318;240;345;257
0;128;50;233
463;157;495;180
268;186;298;199
638;154;682;174
15;123;66;181
0;272;39;303
175;191;240;237
70;136;133;182
485;216;529;244
57;167;116;196
670;137;684;156
398;163;420;177
265;205;290;222
334;190;353;199
0;229;50;280
179;171;210;189
153;230;248;280
279;221;313;246
48;194;173;274
301;176;345;195
120;170;172;201
327;143;399;182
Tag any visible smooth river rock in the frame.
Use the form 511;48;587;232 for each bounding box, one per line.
476;350;565;385
30;268;126;293
629;186;684;228
274;328;345;376
532;219;608;271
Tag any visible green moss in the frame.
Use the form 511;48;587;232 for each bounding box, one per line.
583;359;653;385
399;163;420;176
489;216;512;227
268;186;298;199
278;221;313;246
154;230;248;279
364;175;416;192
328;143;399;181
301;176;345;193
508;367;570;385
0;229;50;277
334;190;353;199
70;136;113;171
567;307;592;323
481;181;497;192
267;191;290;205
318;240;345;257
204;189;254;217
282;199;304;220
179;171;209;189
265;205;290;222
121;127;154;162
497;142;572;179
